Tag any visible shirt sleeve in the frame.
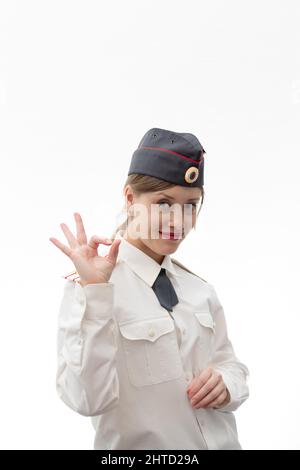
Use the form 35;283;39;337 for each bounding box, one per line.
56;279;120;417
208;283;250;412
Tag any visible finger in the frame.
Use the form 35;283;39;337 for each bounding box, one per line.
74;212;88;245
188;366;213;392
49;237;72;257
88;235;113;250
187;367;213;397
105;239;121;265
190;372;221;402
192;382;225;409
205;389;228;409
60;222;78;248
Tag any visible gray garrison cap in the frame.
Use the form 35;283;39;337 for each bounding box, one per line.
128;127;205;187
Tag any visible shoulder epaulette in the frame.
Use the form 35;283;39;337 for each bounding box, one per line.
171;258;208;283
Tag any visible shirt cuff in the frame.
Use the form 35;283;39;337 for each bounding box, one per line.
74;281;114;321
213;368;246;412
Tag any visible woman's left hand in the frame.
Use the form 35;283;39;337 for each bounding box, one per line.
186;367;231;409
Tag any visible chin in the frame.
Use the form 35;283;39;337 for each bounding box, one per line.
155;239;182;253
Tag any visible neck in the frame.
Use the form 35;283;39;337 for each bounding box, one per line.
122;231;165;264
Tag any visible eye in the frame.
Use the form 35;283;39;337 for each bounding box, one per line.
184;203;198;210
157;201;171;211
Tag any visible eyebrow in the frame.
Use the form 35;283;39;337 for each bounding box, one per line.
155;192;200;202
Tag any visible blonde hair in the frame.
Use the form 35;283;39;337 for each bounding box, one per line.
109;173;205;241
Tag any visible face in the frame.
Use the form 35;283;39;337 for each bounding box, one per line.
122;185;202;263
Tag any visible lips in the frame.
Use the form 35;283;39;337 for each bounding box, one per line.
159;231;183;239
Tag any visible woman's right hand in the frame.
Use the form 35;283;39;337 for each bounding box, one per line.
49;212;121;286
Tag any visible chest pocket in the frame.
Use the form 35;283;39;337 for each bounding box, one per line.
194;312;216;347
118;317;183;387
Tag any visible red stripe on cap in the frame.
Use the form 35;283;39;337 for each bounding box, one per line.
140;146;204;165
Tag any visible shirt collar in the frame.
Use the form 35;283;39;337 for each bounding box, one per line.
116;231;178;287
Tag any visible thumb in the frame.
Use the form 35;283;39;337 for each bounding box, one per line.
106;238;122;265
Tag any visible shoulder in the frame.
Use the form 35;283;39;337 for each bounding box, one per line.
171;258;224;313
171;258;221;311
171;257;209;285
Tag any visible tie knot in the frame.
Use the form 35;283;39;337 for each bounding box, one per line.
153;267;166;282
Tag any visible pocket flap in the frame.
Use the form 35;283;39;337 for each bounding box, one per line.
194;312;216;331
119;317;174;342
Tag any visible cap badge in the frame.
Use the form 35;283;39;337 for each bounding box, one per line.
184;166;199;184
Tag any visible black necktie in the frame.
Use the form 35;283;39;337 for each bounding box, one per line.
152;268;179;312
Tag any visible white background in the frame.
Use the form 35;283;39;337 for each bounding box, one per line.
0;0;299;450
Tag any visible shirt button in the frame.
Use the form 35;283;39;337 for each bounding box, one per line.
182;328;186;335
148;329;155;338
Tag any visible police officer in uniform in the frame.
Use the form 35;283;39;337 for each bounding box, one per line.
50;127;250;450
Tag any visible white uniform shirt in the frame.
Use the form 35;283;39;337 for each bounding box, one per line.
56;233;250;450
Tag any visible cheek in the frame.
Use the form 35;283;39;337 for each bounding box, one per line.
148;209;160;231
139;204;152;230
183;210;196;227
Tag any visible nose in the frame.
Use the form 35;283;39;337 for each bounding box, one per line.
167;210;183;234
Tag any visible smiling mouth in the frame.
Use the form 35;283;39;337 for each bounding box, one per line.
159;231;183;240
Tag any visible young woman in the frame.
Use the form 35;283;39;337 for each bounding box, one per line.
50;127;249;450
